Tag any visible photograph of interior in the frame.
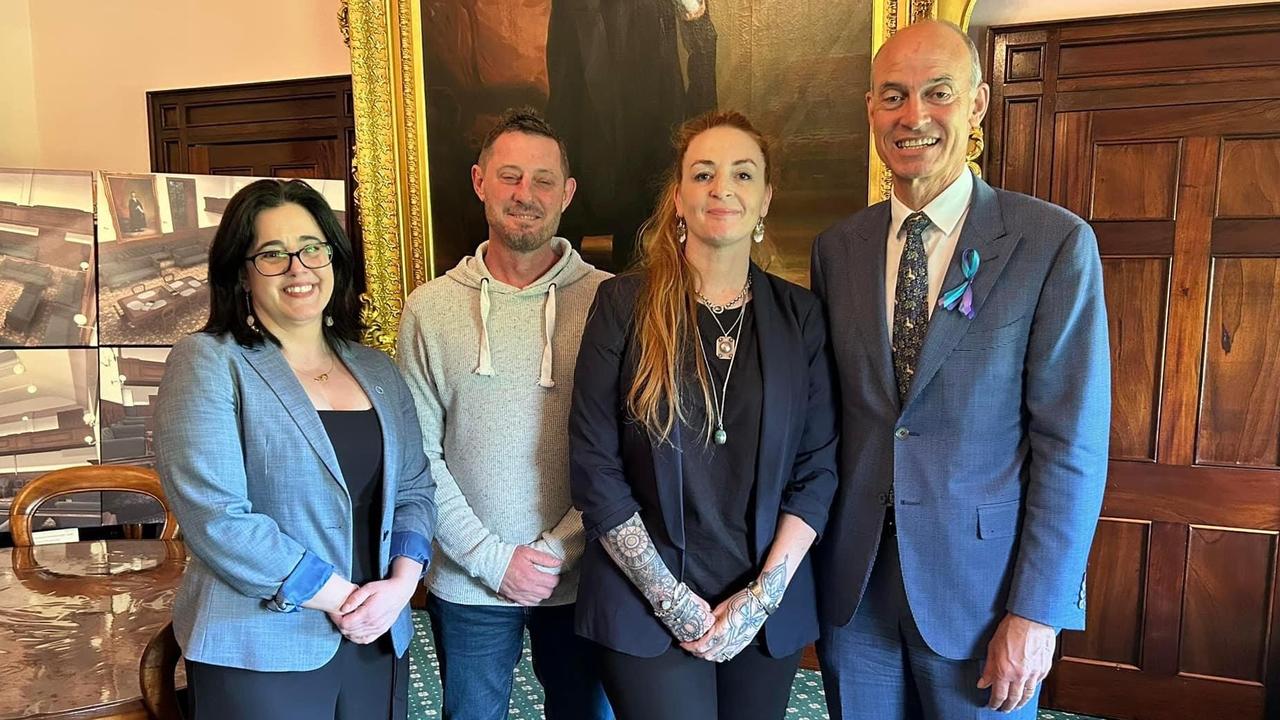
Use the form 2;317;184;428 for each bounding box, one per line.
97;172;346;346
0;169;96;347
0;348;99;535
1;1;1278;719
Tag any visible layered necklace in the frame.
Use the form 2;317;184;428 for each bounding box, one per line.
695;274;751;445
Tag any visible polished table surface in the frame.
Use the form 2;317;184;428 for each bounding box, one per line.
0;540;186;719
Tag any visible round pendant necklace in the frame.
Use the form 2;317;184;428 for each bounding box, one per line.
297;354;336;383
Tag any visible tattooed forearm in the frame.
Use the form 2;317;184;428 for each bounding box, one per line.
602;513;713;642
754;555;789;613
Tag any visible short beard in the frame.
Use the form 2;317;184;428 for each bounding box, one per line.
486;203;560;253
498;227;553;253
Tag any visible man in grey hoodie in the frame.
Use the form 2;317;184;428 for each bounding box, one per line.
397;109;613;720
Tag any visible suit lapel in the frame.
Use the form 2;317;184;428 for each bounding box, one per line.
903;177;1020;411
242;342;348;498
847;202;899;409
750;267;794;557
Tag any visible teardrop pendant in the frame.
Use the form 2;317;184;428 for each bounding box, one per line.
714;428;727;445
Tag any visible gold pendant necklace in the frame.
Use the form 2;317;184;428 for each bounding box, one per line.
310;355;336;383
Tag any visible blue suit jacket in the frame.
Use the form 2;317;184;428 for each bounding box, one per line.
811;175;1111;660
570;267;839;658
154;332;437;671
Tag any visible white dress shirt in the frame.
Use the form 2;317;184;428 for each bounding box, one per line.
885;170;975;332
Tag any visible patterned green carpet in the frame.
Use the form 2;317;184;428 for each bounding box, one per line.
405;611;1103;719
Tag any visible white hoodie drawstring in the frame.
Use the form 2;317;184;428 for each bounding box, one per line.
474;278;494;376
538;284;558;388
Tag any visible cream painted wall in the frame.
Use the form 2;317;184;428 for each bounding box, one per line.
0;0;349;173
0;1;41;167
970;0;1279;47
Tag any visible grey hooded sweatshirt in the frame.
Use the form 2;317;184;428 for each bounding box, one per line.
396;237;610;606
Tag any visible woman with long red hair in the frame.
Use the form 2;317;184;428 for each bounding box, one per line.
569;111;839;719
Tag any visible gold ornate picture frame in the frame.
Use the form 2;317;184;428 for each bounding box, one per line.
343;0;978;353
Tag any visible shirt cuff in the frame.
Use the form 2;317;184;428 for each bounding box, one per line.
390;530;433;575
268;550;334;613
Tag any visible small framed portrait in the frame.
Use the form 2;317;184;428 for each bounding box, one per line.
101;172;161;241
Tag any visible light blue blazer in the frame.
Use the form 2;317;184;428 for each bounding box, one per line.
154;332;437;671
812;174;1111;660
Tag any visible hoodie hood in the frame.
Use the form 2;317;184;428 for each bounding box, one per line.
444;237;597;387
444;237;595;294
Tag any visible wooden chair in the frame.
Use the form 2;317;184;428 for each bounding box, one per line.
8;465;178;546
139;621;185;720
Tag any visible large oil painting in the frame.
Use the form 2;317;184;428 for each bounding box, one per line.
419;0;873;283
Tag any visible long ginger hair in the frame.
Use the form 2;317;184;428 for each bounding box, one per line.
625;110;775;444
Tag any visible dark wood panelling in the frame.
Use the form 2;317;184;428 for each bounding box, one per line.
1213;219;1280;257
183;94;336;127
1102;259;1167;461
1051;112;1093;216
1093;221;1175;256
1218;138;1280;218
1199;258;1280;469
1057;31;1280;79
1008;46;1043;81
1091;141;1179;221
1062;519;1149;666
1104;462;1280;531
1051;661;1265;720
1157;137;1216;467
1001;99;1039;195
988;8;1280;717
1180;528;1276;682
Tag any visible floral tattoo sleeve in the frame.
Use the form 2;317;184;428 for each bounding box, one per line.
601;513;713;642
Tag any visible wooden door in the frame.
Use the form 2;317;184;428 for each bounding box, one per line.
986;7;1280;719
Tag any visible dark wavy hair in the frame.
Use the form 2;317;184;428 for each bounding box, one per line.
200;178;363;351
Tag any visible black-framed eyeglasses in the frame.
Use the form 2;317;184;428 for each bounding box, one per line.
245;242;333;276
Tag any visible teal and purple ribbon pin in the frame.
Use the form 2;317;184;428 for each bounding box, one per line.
937;248;979;319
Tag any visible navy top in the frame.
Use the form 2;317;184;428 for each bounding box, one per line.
318;408;384;584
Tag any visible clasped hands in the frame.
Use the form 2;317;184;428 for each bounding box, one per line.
657;583;768;664
326;568;420;645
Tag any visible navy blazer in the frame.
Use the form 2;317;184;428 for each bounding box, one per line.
569;266;839;658
811;175;1111;660
154;332;437;671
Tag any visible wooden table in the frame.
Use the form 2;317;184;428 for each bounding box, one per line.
0;540;186;719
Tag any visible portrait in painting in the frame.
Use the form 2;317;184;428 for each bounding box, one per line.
419;0;872;283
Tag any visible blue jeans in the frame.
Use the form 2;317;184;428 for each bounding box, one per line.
426;593;613;720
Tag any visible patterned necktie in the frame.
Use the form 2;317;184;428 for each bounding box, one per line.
892;211;932;405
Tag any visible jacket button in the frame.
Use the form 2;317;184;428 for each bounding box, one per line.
894;427;909;440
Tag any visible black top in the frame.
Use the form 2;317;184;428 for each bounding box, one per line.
680;301;762;604
318;408;384;585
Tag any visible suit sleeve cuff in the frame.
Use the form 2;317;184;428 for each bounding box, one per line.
390;530;433;575
268;550;334;613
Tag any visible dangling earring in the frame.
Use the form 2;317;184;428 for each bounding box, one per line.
244;292;260;332
324;315;334;328
676;216;687;244
752;217;766;244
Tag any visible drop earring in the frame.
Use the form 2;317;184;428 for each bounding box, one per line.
324;315;334;328
244;292;260;332
752;217;766;244
676;217;687;244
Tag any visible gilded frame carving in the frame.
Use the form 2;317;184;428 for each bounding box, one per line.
344;0;978;352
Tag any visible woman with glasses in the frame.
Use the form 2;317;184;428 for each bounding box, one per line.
154;178;437;719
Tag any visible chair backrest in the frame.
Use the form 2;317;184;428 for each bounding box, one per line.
139;621;183;720
8;465;178;546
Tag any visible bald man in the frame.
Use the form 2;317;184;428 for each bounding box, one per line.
810;20;1110;719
